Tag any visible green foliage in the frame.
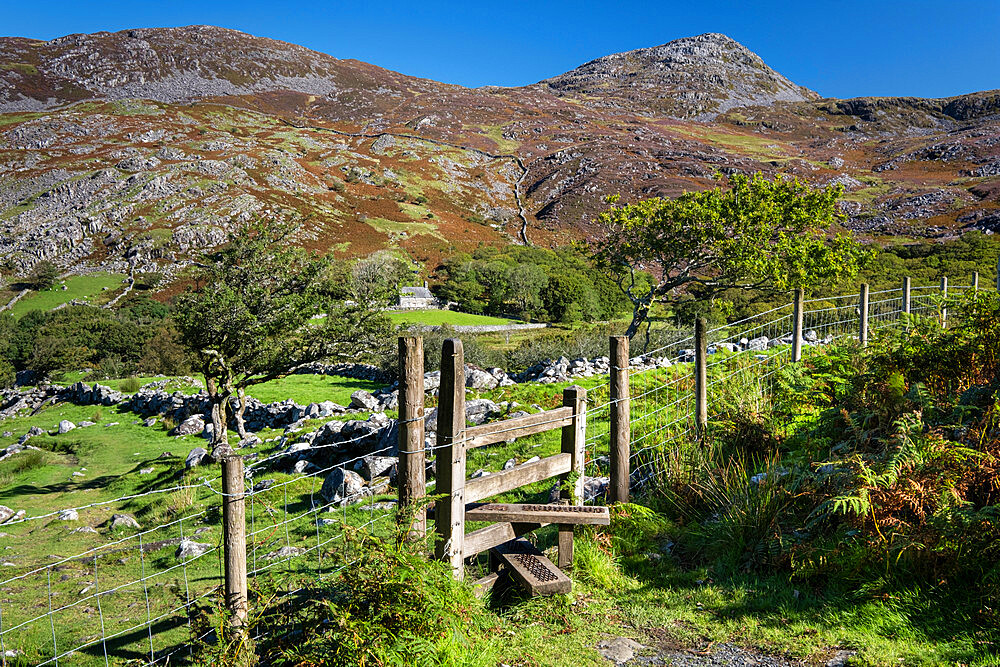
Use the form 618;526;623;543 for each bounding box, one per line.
175;219;394;449
436;245;631;322
119;376;142;393
192;525;487;666
24;260;59;291
591;172;870;336
0;356;14;388
646;293;1000;631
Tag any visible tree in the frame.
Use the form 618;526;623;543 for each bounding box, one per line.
506;263;548;317
175;220;394;458
352;250;413;305
25;260;60;291
591;172;870;337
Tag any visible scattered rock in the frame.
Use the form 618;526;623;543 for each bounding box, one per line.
265;545;306;560
596;637;645;664
349;390;379;411
175;539;212;561
185;447;208;469
320;468;366;505
107;514;140;531
57;420;76;434
171;415;205;437
58;509;79;521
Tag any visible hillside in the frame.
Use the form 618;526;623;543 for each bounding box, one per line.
1;26;999;288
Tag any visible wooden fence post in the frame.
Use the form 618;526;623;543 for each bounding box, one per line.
694;317;708;435
221;454;247;627
397;336;426;539
609;336;630;504
859;283;870;347
792;287;804;362
902;276;911;318
973;271;979;292
941;276;948;329
434;338;466;579
558;385;587;569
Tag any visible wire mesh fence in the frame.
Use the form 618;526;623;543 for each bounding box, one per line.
0;279;989;665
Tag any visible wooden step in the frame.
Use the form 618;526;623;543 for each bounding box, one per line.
466;502;610;526
492;538;571;596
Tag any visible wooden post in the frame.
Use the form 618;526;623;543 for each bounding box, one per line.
902;277;911;318
221;454;247;627
694;317;708;435
397;336;425;539
609;336;630;504
859;283;870;347
941;276;948;329
973;271;979;292
558;385;587;569
434;338;466;579
792;287;804;362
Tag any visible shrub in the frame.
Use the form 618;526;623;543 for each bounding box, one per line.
192;524;488;666
120;376;142;393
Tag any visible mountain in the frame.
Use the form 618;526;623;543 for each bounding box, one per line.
535;33;818;118
0;26;998;289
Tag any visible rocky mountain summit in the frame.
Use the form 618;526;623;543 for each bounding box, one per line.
536;33;818;118
0;25;452;113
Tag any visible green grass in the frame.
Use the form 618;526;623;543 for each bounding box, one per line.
245;373;382;405
388;310;517;327
8;273;126;318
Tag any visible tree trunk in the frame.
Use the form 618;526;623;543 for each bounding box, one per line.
625;302;650;339
234;387;248;440
206;375;232;460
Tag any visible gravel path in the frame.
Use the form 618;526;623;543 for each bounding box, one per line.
596;636;855;666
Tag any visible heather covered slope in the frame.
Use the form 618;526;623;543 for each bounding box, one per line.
1;26;999;284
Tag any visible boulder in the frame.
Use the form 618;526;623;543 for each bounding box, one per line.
58;509;78;521
171;415;205;437
185;447;208;469
746;336;769;351
349;390;379;411
465;399;499;425
264;545;306;560
57;420;76;434
107;514;140;531
465;367;499;390
319;469;366;505
360;455;397;481
175;539;212;561
0;506;15;524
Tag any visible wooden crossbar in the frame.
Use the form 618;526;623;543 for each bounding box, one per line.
465;503;610;526
464;453;571;504
464;406;573;449
463;521;544;558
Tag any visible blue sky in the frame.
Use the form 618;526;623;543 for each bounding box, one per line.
3;0;998;99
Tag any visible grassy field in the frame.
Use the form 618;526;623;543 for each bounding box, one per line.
387;309;517;327
1;321;997;665
0;374;393;666
7;273;127;318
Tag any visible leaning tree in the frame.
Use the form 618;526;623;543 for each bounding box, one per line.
590;172;870;338
175;220;394;458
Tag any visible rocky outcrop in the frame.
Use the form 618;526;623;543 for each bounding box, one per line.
537;33;818;119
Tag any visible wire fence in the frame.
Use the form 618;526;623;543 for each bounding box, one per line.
0;279;986;666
